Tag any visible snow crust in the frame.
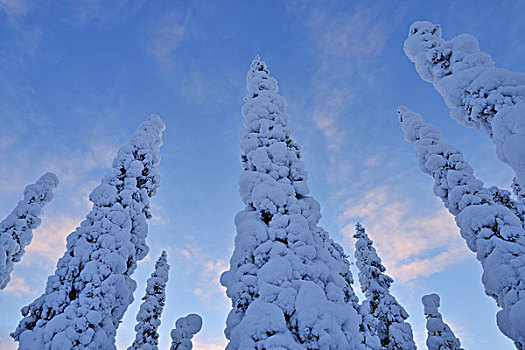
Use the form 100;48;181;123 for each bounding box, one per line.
128;251;170;350
354;223;416;350
0;172;58;290
170;314;202;350
398;106;525;348
220;56;368;349
404;21;525;186
12;115;165;349
422;293;463;350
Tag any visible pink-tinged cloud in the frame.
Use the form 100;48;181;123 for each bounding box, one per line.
146;10;187;70
3;275;31;296
341;186;471;282
193;336;227;350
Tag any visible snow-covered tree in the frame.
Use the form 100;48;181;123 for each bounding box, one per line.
169;314;202;350
128;251;170;350
404;21;525;186
11;115;165;349
397;106;525;348
0;172;58;290
220;56;368;349
354;223;416;350
422;293;464;350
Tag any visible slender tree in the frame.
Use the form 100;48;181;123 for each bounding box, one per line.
0;172;58;290
220;56;367;349
170;314;202;350
128;251;170;350
404;21;525;186
12;115;165;349
422;293;464;350
354;223;416;350
397;106;525;348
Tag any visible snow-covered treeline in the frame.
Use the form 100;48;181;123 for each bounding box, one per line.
0;172;58;290
11;115;165;349
398;106;525;348
220;56;370;349
404;21;525;186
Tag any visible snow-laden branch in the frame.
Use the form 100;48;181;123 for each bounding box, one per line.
12;115;165;350
404;21;525;186
398;106;525;348
0;172;58;290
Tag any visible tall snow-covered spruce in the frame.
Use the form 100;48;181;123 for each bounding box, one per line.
128;251;170;350
398;106;525;348
0;172;58;290
169;314;202;350
220;56;367;349
422;293;464;350
404;21;525;186
12;115;165;349
354;223;416;350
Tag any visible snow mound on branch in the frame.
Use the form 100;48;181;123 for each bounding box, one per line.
170;314;202;350
220;56;370;349
0;172;58;290
398;106;525;348
404;21;525;186
422;293;464;350
12;115;165;350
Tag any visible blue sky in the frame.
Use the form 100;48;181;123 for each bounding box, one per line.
1;1;524;349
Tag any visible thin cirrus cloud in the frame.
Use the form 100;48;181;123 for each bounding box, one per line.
340;186;471;283
193;336;227;350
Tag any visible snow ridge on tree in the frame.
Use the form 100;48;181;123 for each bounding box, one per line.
128;251;170;350
220;56;367;349
12;115;165;349
397;106;525;348
0;172;58;290
169;314;202;350
422;293;464;350
404;21;525;186
354;223;416;350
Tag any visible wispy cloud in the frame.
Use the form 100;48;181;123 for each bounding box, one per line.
193;336;227;350
3;275;31;297
340;186;470;282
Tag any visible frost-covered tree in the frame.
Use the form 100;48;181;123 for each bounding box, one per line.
128;251;170;350
422;293;464;350
404;21;525;186
0;172;58;290
169;314;202;350
354;223;416;350
220;56;368;349
11;115;165;349
398;106;525;348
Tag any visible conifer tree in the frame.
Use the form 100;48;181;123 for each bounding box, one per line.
404;21;525;186
422;293;464;350
12;115;165;349
169;314;202;350
398;106;525;348
0;172;58;290
220;56;367;349
128;251;170;350
354;223;416;350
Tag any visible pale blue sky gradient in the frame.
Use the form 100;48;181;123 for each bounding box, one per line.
1;1;524;349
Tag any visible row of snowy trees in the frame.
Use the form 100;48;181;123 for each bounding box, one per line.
1;19;522;350
400;21;525;349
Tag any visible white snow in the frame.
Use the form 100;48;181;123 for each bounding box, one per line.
0;172;58;290
354;223;416;350
398;106;525;348
170;314;202;350
128;251;170;350
404;21;525;187
220;56;368;349
422;293;464;350
12;115;165;350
